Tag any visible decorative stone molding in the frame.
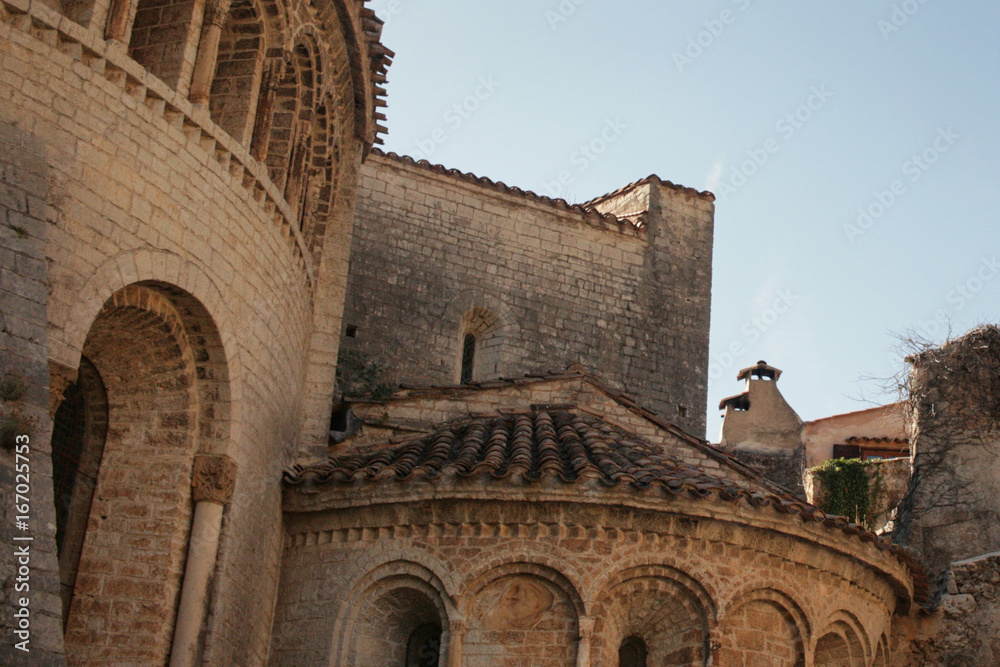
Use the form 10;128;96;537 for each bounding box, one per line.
204;0;231;28
104;0;132;41
191;455;238;504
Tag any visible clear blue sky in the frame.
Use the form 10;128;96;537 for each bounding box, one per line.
368;0;1000;439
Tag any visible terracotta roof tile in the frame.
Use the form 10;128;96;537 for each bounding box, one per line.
845;436;909;446
292;411;726;488
352;369;817;500
579;174;715;209
369;150;708;229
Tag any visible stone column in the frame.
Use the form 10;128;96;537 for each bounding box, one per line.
169;455;237;667
445;619;465;666
104;0;133;41
188;0;232;106
575;616;594;667
250;58;284;162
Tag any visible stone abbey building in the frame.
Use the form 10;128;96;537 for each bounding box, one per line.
0;0;997;665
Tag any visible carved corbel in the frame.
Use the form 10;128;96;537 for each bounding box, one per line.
191;454;238;505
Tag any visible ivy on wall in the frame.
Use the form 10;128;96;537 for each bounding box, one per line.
813;458;883;529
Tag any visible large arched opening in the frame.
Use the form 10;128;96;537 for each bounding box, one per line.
53;281;230;664
346;576;449;667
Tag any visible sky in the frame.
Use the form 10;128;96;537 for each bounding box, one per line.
367;0;1000;439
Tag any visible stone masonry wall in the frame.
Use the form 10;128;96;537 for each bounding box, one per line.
0;121;64;665
0;0;367;660
340;154;714;435
272;498;904;666
892;552;1000;666
893;326;1000;578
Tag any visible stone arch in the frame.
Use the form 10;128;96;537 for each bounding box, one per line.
462;562;583;667
458;545;588;617
209;0;266;144
331;560;455;667
720;584;812;638
57;280;231;663
716;588;808;667
261;31;321;201
813;611;869;667
54;249;242;448
586;554;719;616
285;23;330;90
444;291;519;383
297;93;340;257
873;633;890;666
323;540;462;611
590;565;715;667
253;0;288;47
127;0;200;89
462;561;586;618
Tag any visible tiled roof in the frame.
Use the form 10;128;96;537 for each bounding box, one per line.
845;436;909;446
359;7;393;146
290;411;744;490
371;150;636;228
579;174;715;209
286;410;929;604
345;368;827;500
369;150;709;228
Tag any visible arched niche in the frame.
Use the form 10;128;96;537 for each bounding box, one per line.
209;0;265;144
814;620;866;667
716;590;807;667
345;577;448;667
590;566;714;667
463;572;580;667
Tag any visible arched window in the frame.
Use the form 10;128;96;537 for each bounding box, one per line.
405;623;441;667
619;636;648;667
460;333;476;384
457;307;502;384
